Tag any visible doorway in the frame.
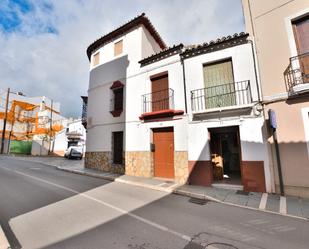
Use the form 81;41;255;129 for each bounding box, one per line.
209;126;242;185
153;127;174;179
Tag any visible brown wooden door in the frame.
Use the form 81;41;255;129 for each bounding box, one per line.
153;128;174;179
151;74;169;112
113;131;123;164
293;16;309;80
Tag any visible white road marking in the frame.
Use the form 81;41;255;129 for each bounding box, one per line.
0;225;10;249
0;166;192;242
259;193;268;210
279;196;287;215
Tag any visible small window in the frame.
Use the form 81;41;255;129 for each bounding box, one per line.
92;52;100;66
112;131;123;164
114;40;123;56
110;81;124;117
113;88;123;111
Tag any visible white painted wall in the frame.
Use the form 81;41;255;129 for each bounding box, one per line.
184;43;259;114
87;25;166;152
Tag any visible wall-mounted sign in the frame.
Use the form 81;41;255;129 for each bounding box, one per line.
268;109;277;129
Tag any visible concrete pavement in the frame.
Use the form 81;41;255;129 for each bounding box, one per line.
1;157;309;249
7;155;309;220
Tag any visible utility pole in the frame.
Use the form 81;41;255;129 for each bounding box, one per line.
48;99;53;154
1;88;10;154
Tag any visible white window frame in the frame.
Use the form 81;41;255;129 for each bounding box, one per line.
285;8;309;57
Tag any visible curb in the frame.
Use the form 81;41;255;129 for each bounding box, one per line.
115;178;174;193
0;226;10;249
173;189;309;221
57;167;117;181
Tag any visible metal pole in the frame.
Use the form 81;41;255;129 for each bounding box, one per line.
1;88;10;154
273;128;284;196
7;120;14;154
48;99;53;154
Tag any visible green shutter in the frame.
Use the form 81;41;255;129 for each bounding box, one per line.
203;60;236;108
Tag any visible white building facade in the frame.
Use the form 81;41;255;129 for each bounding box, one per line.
85;14;271;192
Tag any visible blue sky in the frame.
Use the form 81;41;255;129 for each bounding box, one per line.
0;0;244;117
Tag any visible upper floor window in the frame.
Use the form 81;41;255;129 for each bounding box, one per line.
203;59;236;108
92;52;100;67
113;88;123;111
292;15;309;55
110;81;124;117
114;40;123;56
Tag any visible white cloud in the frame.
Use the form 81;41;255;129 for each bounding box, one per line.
0;0;244;117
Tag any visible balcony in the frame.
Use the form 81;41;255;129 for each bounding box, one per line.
284;52;309;95
139;88;183;120
191;80;253;116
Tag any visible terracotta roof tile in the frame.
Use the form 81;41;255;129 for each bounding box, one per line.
139;44;184;66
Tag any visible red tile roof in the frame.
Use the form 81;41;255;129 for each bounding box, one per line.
86;13;167;60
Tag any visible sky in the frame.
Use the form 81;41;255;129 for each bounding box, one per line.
0;0;244;117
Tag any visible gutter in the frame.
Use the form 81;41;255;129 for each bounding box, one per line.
180;56;188;114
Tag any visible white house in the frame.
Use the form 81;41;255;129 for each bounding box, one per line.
53;118;86;156
85;13;271;192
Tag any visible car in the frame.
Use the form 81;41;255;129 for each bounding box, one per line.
64;146;83;160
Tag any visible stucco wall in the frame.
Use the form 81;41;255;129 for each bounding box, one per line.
242;0;309;96
184;43;259;115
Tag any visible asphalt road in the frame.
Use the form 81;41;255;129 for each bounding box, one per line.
0;157;309;249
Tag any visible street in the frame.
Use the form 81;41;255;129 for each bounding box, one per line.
0;157;309;249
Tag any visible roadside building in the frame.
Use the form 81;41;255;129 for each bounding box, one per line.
182;34;269;193
85;13;270;192
53;118;86;156
242;0;309;197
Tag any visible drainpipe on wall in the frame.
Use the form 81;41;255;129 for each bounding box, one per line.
248;40;261;103
181;57;188;114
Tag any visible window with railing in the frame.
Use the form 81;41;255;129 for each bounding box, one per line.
141;88;174;113
110;81;124;117
191;80;252;112
285;15;309;93
284;53;309;91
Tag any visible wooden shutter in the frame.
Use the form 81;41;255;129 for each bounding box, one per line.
203;59;235;108
293;16;309;54
293;16;309;78
113;132;123;164
151;74;169;112
114;88;123;111
114;40;123;56
93;52;100;66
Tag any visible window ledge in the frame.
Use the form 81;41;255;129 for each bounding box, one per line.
139;109;184;120
110;109;123;117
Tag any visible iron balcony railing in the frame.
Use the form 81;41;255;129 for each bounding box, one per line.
141;88;174;113
191;80;252;112
284;52;309;91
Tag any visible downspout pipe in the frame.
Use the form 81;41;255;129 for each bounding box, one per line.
248;39;261;102
181;56;188;114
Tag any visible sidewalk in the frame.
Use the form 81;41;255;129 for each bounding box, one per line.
5;155;309;221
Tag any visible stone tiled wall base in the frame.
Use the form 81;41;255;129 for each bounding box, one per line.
125;151;153;177
85;151;125;174
174;151;189;184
